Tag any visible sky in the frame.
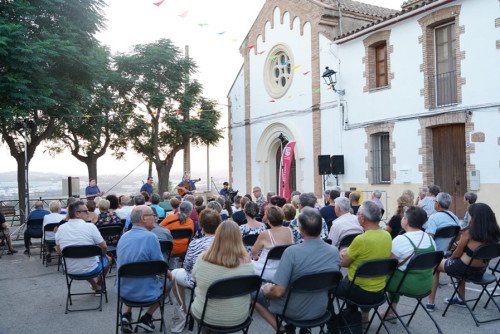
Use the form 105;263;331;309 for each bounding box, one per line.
0;0;403;182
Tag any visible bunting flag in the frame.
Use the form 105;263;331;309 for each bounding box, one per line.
303;71;310;75
247;45;255;49
198;23;208;27
292;65;301;70
270;55;279;60
178;10;188;18
153;0;165;6
232;38;237;42
282;60;289;66
217;31;226;35
314;88;320;93
269;100;275;102
258;51;266;55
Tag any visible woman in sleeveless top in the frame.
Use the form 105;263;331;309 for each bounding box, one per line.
385;206;436;320
428;203;500;307
251;206;293;281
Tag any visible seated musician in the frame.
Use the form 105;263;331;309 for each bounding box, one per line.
174;172;198;197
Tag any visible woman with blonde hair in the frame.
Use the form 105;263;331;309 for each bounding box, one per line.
386;194;413;239
191;220;255;329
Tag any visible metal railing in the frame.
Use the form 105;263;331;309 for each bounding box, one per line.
428;70;457;107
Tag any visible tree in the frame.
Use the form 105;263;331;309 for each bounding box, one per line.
46;46;129;182
0;0;106;217
114;39;222;194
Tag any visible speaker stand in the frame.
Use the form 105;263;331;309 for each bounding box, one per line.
334;174;339;186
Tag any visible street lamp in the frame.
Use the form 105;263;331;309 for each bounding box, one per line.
14;118;36;216
322;66;345;96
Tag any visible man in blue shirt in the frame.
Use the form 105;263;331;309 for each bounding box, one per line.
85;178;104;200
117;205;168;333
24;201;50;254
140;177;154;196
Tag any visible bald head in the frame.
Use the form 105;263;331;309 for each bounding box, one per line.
130;205;156;230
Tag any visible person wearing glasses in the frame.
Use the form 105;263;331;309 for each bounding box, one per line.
55;201;111;293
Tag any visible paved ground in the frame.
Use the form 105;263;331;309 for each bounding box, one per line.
1;239;499;334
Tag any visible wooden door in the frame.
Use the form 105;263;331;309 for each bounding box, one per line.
432;124;467;217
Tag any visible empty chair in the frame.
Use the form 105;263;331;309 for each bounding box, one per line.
62;245;108;314
275;271;343;334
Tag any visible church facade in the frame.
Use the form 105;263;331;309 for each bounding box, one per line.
227;0;500;217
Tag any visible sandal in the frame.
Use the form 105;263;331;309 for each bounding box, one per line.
7;249;18;255
381;313;397;324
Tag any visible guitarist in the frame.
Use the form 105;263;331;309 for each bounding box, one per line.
175;172;200;196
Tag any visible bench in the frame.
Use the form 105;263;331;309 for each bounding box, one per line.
0;206;22;227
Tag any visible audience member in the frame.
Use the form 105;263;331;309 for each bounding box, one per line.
190;220;254;328
239;202;267;253
251;206;293;281
24;201;50;254
159;192;173;213
320;189;339;224
56;201;111;293
149;194;166;220
96;199;121;227
115;196;133;220
386;194;413;239
338;201;392;323
252;186;266;211
42;201;66;262
1;212;17;254
255;208;340;332
116;205;168;332
282;204;296;227
124;195;146;230
86;200;98;224
462;191;477;228
427;203;500;311
194;195;205;214
423;192;460;252
328;197;363;249
349;192;361;215
289;193;328;243
232;196;249;225
371;189;384;216
170;208;221;320
160;201;195;259
385;206;436;319
418;185;440;217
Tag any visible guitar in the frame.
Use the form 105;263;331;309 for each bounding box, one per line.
176;178;201;196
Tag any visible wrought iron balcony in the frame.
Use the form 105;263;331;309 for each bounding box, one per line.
428;70;457;108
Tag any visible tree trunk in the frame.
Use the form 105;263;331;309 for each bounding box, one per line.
156;162;172;195
15;155;29;222
148;160;153;179
85;157;98;183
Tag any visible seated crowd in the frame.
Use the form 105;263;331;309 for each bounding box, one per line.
14;183;500;333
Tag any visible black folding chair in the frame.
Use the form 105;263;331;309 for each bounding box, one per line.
337;258;398;334
0;228;7;258
98;225;123;274
159;240;173;263
338;233;362;250
242;234;259;248
259;244;291;282
42;223;62;270
433;225;460;252
62;245;108;314
275;271;343;334
116;260;168;334
485;257;500;308
170;228;193;266
195;275;262;334
25;219;44;257
442;243;500;326
379;251;444;334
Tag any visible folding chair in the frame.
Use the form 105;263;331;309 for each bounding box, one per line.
116;260;168;334
42;223;62;270
379;251;444;334
337;258;398;334
259;244;291;282
338;233;362;250
442;243;500;326
433;225;460;253
62;245;108;314
196;275;262;334
242;234;259;248
275;271;343;334
484;257;500;308
0;228;7;258
159;239;173;263
170;228;193;266
25;218;44;257
98;225;123;275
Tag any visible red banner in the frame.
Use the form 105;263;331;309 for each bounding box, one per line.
279;141;296;200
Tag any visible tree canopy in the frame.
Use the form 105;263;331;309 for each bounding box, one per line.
114;39;223;194
0;0;107;215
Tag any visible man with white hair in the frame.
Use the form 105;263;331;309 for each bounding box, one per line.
116;196;133;220
328;197;364;248
371;190;384;213
423;192;460;252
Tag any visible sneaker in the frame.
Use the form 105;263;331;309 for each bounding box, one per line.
24;249;29;255
444;296;466;307
121;312;133;333
299;328;311;334
137;313;155;332
284;324;296;334
426;303;435;312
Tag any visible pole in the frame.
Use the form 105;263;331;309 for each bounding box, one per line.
207;144;210;192
183;45;191;175
23;120;30;215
